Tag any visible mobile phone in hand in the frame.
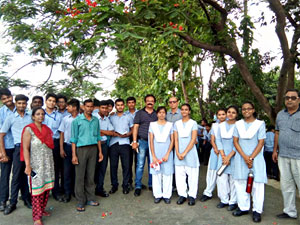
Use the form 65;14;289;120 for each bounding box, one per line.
31;171;37;179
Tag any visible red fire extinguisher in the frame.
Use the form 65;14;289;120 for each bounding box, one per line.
246;170;254;193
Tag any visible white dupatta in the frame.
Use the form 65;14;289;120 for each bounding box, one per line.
150;121;173;142
235;119;263;139
219;121;235;139
176;119;195;138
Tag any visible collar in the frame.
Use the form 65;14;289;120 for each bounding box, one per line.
284;106;300;114
142;107;155;115
168;108;180;115
79;113;95;121
13;110;29;117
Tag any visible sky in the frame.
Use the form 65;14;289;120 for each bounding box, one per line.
0;1;292;101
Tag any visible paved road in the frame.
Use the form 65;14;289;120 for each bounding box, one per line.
0;165;299;225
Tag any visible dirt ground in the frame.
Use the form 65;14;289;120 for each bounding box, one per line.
0;165;299;225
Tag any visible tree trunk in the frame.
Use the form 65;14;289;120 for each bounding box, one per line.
179;51;189;103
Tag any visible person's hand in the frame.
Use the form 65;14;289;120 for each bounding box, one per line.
152;156;159;165
272;151;278;163
162;153;169;162
222;155;230;166
98;153;103;162
243;155;253;169
24;166;32;176
131;142;139;149
0;154;9;163
72;155;79;165
214;149;219;155
60;149;66;158
177;152;186;160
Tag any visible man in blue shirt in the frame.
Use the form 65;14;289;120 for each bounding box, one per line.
93;100;114;197
0;94;32;215
43;93;63;201
109;99;133;195
70;99;103;212
57;94;70;118
124;96;138;190
58;98;80;203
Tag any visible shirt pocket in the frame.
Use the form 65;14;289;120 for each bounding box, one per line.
291;118;300;132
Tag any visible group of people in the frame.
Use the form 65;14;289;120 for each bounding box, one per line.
0;87;299;224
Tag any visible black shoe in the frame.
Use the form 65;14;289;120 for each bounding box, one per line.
109;187;118;194
23;199;32;209
163;198;171;204
154;198;162;204
199;195;212;202
123;188;130;195
276;213;297;219
232;208;249;217
227;204;238;211
95;190;109;197
176;196;186;205
134;188;141;197
53;194;63;202
141;184;147;190
253;211;261;223
217;202;229;208
62;194;71;203
128;183;134;191
3;204;16;215
188;197;195;206
0;201;6;211
148;187;152;191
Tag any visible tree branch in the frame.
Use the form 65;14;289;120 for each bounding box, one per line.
202;0;228;29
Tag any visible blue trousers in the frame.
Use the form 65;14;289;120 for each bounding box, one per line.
95;143;109;192
63;143;75;195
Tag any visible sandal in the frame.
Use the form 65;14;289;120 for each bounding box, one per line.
33;220;43;225
86;200;99;206
42;211;51;216
76;204;85;212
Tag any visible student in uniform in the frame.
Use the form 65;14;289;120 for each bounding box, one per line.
232;102;266;223
174;104;199;206
149;106;174;204
200;109;226;202
58;99;80;203
215;106;238;211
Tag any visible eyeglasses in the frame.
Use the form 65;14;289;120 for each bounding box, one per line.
242;108;253;111
284;96;298;101
169;101;177;104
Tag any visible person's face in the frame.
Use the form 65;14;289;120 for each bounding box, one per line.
127;100;136;110
32;109;45;123
242;103;255;119
201;120;206;126
16;100;27;112
45;97;56;110
66;104;76;113
168;97;178;110
157;109;166;120
284;91;300;109
115;101;125;113
226;108;237;121
31;98;43;108
107;104;113;113
181;105;190;117
57;98;67;111
84;102;94;115
145;96;155;109
206;125;211;132
217;110;226;122
99;105;108;116
1;95;13;107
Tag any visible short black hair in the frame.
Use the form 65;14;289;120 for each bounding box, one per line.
0;88;12;98
285;89;299;97
201;118;208;124
32;107;45;117
217;108;226;114
144;94;156;103
126;97;136;103
206;123;211;127
107;99;114;107
99;100;108;106
93;98;100;107
32;96;44;104
115;98;124;104
46;93;57;101
181;103;191;111
156;106;167;114
67;98;80;111
57;94;67;102
83;99;93;105
267;125;275;131
15;94;29;102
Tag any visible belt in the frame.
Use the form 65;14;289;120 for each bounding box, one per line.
139;138;148;142
15;143;21;147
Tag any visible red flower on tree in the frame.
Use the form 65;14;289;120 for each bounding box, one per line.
174;3;179;7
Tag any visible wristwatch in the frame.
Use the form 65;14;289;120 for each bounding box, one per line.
250;157;254;161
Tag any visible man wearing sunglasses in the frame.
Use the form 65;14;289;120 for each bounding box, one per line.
273;89;300;220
